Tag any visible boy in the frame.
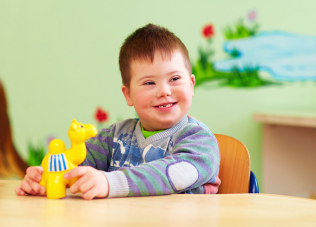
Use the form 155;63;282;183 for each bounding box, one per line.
15;24;220;199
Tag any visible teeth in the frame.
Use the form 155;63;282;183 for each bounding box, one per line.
158;103;173;108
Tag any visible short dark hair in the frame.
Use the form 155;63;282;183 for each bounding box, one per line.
119;24;191;88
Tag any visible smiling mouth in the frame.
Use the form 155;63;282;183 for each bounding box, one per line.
155;102;176;108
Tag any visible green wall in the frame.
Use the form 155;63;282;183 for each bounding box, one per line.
1;0;316;187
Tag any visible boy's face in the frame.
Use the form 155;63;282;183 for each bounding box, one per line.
122;50;195;131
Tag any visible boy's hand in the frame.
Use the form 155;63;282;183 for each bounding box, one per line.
15;166;46;196
64;166;109;200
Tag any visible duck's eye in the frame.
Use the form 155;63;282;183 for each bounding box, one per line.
79;125;83;128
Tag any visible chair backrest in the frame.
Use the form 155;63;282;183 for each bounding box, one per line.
215;134;250;194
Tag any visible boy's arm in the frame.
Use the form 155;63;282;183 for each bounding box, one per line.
81;125;115;170
104;124;220;197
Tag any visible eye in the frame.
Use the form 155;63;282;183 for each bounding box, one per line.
144;81;155;85
79;125;83;128
170;76;180;82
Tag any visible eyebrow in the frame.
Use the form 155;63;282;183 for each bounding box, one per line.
137;70;183;83
137;75;156;83
167;70;182;75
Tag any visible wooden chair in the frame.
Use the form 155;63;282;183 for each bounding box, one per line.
215;134;259;194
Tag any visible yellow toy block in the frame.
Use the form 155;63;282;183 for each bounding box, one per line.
40;119;97;199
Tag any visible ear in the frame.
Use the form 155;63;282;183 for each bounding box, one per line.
190;74;196;96
70;120;77;131
121;85;134;107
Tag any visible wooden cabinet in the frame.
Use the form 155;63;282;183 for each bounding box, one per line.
254;110;316;198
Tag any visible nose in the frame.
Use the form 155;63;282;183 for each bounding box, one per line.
156;83;171;98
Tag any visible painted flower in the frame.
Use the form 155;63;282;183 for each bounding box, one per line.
248;10;257;21
95;107;108;123
46;135;56;146
202;24;215;39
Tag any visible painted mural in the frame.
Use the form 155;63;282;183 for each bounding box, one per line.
2;9;315;180
193;10;316;88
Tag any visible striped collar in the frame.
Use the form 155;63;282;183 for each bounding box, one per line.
135;116;188;148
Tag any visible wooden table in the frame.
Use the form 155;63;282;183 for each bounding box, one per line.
1;180;316;227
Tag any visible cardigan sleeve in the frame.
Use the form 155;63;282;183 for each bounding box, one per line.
81;124;116;171
103;124;220;197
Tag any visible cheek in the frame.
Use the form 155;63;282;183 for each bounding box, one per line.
134;92;151;108
177;88;193;101
176;89;193;110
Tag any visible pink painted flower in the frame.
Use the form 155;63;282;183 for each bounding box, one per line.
248;10;257;21
202;24;215;39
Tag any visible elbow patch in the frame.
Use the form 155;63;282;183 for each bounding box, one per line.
166;161;199;192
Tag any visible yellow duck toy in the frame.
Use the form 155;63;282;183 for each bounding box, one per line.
40;119;98;199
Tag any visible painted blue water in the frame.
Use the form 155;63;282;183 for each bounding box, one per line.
213;31;316;81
